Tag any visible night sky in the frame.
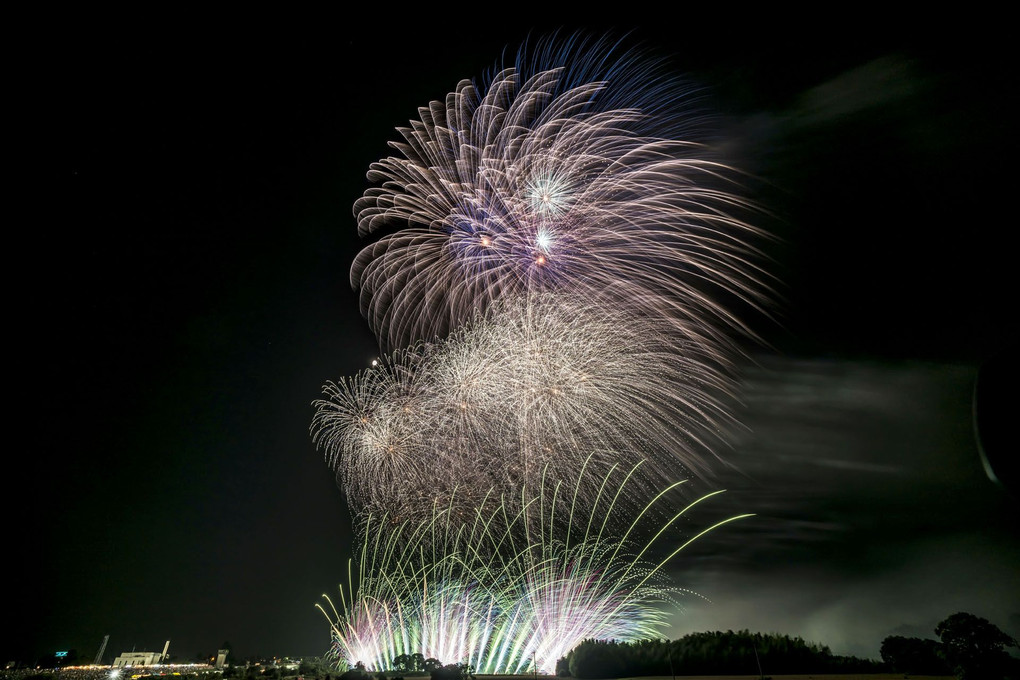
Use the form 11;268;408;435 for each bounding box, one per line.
9;15;1018;667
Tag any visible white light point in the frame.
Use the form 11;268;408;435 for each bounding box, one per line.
531;177;568;216
536;231;553;251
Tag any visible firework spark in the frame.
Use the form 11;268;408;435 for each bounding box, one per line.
350;33;770;353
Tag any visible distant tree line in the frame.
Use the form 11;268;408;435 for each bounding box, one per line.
556;612;1018;679
223;658;334;680
560;631;883;678
332;657;474;680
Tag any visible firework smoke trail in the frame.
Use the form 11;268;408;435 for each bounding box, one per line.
350;33;770;354
317;464;752;673
312;294;738;526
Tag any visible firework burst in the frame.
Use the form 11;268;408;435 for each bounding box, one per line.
351;33;770;353
312;294;737;526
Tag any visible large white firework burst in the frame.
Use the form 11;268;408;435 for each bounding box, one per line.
311;294;737;527
351;33;769;353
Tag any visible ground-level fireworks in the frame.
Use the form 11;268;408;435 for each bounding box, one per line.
317;467;750;673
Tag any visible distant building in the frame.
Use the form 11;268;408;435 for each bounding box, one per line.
215;650;229;668
113;652;163;667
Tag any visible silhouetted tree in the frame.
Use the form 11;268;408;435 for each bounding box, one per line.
935;612;1019;680
568;640;628;678
408;654;425;673
429;663;473;680
880;636;951;675
340;662;370;680
299;659;330;677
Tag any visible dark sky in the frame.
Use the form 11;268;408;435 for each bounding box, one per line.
8;15;1018;667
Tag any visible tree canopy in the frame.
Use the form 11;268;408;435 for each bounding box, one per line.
935;611;1019;680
